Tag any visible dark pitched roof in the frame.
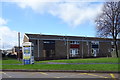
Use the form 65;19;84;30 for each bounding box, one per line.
25;33;120;41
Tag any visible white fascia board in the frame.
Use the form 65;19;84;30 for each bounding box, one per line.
24;33;29;40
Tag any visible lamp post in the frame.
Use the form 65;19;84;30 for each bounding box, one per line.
64;35;69;59
66;37;69;59
87;41;89;57
82;38;84;58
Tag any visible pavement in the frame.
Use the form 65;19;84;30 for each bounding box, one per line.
1;71;119;79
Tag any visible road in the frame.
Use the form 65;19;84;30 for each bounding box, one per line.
0;71;119;79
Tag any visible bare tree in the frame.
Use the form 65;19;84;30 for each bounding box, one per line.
95;1;120;57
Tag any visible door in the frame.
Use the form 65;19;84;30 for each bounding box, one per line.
70;48;78;57
92;48;98;57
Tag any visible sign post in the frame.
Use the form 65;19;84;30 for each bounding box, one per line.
22;42;34;65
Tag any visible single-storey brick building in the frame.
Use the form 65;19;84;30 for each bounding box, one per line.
23;33;120;60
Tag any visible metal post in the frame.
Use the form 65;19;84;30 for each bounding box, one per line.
88;42;89;57
67;37;69;59
82;38;83;58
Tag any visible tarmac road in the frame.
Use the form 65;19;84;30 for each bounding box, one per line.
0;71;119;79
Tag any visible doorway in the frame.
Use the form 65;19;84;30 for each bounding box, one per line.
92;48;99;57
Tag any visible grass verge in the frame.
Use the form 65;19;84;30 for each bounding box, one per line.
2;64;119;71
2;60;22;64
36;57;119;63
1;57;120;71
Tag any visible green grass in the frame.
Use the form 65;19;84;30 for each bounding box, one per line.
2;64;119;71
2;58;119;64
0;60;1;69
2;60;22;64
36;57;119;63
0;60;2;64
1;57;120;71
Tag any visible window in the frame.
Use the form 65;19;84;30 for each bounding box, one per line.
92;48;99;57
86;41;89;45
111;41;114;45
91;41;99;48
75;49;78;53
108;49;111;52
111;41;119;45
43;40;55;44
111;41;115;49
91;41;99;45
44;41;50;44
111;41;115;52
70;48;79;57
43;40;55;50
111;48;115;52
70;41;79;44
92;45;98;48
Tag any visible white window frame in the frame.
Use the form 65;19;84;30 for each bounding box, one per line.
70;41;80;44
111;41;114;45
70;48;79;57
91;41;99;45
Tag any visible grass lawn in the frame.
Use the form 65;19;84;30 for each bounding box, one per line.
2;64;119;71
0;60;2;64
36;57;119;63
0;60;1;69
1;57;120;71
2;60;22;64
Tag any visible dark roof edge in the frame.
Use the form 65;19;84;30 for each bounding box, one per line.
25;33;120;40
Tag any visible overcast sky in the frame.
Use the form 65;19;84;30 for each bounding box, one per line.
0;0;115;50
